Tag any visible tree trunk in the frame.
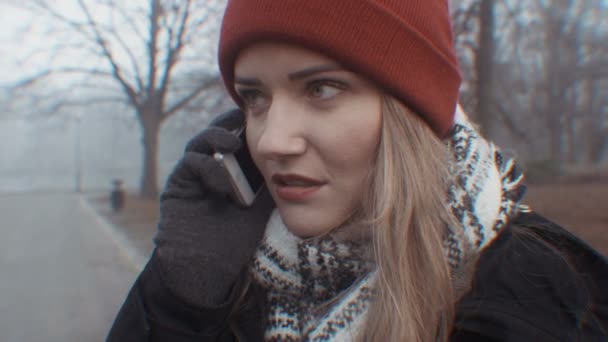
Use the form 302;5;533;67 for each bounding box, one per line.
547;105;563;161
538;2;561;162
580;77;595;164
475;0;495;137
140;111;161;199
565;114;577;163
590;129;608;164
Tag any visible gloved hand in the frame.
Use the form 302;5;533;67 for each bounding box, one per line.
154;109;274;307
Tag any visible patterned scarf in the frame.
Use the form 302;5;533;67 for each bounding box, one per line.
251;106;527;341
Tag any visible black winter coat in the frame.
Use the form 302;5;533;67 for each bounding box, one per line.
107;212;608;341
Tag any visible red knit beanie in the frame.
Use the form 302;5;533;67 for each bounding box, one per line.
218;0;461;136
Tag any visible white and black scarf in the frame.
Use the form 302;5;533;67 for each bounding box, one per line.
251;106;528;341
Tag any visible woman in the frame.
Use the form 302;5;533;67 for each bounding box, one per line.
108;1;608;341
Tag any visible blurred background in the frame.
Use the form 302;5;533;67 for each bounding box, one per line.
0;0;606;341
1;0;607;194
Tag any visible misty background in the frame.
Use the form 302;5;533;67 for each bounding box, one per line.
0;0;607;197
0;2;606;340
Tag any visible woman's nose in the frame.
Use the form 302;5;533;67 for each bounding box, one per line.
254;99;306;160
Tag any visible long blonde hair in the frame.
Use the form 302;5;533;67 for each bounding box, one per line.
361;96;456;341
231;96;458;341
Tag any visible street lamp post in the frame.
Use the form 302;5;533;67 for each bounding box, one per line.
74;114;82;193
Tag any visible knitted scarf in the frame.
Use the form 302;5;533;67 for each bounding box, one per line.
251;106;527;341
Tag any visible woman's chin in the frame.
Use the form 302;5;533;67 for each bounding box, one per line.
278;209;341;239
283;220;327;238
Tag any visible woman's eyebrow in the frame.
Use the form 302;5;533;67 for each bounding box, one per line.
234;77;261;86
287;64;342;81
234;64;343;85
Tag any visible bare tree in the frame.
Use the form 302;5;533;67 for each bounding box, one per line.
528;0;608;163
475;0;496;136
451;0;608;167
450;0;511;137
9;0;226;198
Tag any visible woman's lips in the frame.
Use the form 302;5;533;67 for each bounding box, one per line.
272;173;325;202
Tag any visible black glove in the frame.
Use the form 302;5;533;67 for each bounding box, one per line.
154;109;274;307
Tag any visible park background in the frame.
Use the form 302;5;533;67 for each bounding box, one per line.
0;0;606;253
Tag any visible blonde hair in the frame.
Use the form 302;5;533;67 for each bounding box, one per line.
361;96;456;341
231;96;458;341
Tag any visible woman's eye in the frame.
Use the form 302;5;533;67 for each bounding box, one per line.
237;89;268;111
308;81;344;100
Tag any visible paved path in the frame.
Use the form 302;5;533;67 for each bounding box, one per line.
0;192;140;342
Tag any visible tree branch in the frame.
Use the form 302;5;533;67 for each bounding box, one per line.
491;100;529;140
158;0;193;104
146;0;160;97
76;0;139;107
105;21;146;93
162;75;220;120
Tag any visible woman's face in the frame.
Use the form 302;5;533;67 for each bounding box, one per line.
234;42;382;237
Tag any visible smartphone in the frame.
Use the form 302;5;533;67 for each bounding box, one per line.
217;128;264;206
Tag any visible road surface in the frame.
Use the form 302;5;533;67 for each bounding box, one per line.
0;192;140;342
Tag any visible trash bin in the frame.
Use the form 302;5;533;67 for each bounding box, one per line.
110;179;125;213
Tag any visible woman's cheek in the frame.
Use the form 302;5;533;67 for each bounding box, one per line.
246;123;264;172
